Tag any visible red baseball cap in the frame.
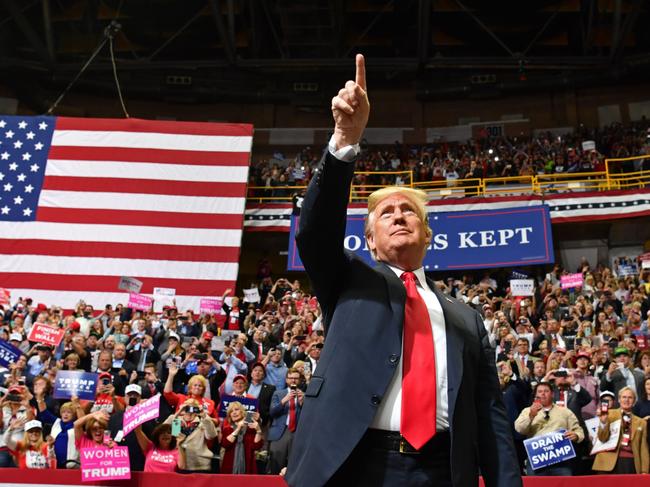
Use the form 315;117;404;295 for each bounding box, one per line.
202;332;214;341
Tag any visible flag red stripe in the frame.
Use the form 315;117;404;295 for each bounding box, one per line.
0;239;239;262
43;176;248;198
47;146;251;166
56;117;253;137
0;273;230;296
36;208;244;230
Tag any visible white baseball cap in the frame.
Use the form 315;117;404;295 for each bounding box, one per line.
125;384;142;395
9;333;22;342
25;420;43;431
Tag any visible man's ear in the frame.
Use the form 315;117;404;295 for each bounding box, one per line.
366;234;376;253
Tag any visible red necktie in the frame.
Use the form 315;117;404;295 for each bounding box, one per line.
288;396;297;432
400;271;436;449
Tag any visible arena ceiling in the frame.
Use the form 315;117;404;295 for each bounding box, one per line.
1;0;649;109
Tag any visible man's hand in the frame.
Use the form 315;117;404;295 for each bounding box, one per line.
529;401;543;419
331;54;369;150
563;430;578;442
168;362;179;377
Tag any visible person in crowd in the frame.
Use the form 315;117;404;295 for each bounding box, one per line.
514;382;584;475
134;422;184;472
262;348;288;390
600;346;645;398
164;363;217;419
268;368;303;475
73;410;111;450
247;362;275;426
90;371;124;415
221;401;264;474
2;419;54;469
163;398;218;473
633;376;650;420
43;400;84;468
222;289;245;331
219;342;249;394
128;334;161;373
593;386;649;474
573;350;600;419
108;384;149;471
0;384;35;467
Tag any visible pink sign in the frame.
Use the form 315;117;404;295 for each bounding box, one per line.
560;273;584;289
80;446;131;482
200;298;221;314
0;288;9;305
122;393;160;436
27;323;65;347
128;293;153;311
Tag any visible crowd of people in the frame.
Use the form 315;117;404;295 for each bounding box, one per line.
248;121;650;197
1;256;650;476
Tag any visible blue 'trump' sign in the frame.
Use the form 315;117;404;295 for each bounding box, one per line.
53;370;99;401
288;205;554;271
0;339;22;367
524;429;575;470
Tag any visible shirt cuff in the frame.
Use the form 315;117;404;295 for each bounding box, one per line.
328;135;360;162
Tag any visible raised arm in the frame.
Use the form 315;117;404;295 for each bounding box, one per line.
295;55;370;309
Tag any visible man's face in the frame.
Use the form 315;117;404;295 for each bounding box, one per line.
533;361;545;377
98;352;112;370
616;354;630;367
366;194;430;268
619;390;635;411
309;347;321;359
270;350;282;363
516;340;528;354
576;357;589;369
144;367;157;383
535;385;553;407
197;361;210;376
251;366;265;383
232;379;246;394
114;344;126;359
547;320;559;333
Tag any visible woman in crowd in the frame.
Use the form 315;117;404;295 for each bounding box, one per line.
44;400;83;468
164;398;217;473
593;386;649;474
635;351;650;377
221;401;264;474
164;363;216;417
73;410;111;450
2;419;54;469
0;384;35;467
633;377;650;420
134;422;185;472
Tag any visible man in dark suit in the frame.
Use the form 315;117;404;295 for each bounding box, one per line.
268;368;303;475
285;54;521;487
247;362;276;426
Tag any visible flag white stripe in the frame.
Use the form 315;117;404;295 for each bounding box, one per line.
46;160;249;183
38;190;246;215
244;220;291;227
0;255;238;281
2;291;208;314
51;130;253;153
0;222;242;247
245;208;294;216
552;205;650;217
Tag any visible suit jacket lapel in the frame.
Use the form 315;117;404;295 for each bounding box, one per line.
430;281;464;426
375;263;406;339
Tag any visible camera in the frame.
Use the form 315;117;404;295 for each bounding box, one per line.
6;394;21;402
289;384;297;391
194;353;207;361
315;343;324;349
101;377;111;386
554;370;568;378
600;401;609;414
184;406;201;414
244;411;254;423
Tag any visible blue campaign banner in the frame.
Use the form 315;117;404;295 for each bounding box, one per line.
219;394;259;418
524;429;576;470
53;370;98;401
288;205;554;271
0;339;22;367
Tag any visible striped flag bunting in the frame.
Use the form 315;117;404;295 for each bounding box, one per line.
244;188;650;232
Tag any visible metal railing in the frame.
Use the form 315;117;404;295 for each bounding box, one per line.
246;154;650;203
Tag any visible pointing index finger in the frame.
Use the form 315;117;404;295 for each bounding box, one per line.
355;54;366;92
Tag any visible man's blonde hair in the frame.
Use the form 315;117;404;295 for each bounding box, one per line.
364;186;432;259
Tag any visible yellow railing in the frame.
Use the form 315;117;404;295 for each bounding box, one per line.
247;154;650;202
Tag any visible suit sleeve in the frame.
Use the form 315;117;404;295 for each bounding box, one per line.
474;312;523;487
295;152;356;310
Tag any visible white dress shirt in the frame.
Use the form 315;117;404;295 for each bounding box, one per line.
369;265;449;432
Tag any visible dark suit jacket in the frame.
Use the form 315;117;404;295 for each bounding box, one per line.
249;381;275;426
268;387;302;442
286;152;522;487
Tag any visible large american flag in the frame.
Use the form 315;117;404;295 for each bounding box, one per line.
0;115;253;311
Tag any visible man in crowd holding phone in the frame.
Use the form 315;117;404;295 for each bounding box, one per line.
600;347;644;398
263;348;288;390
268;369;303;475
515;382;584;475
